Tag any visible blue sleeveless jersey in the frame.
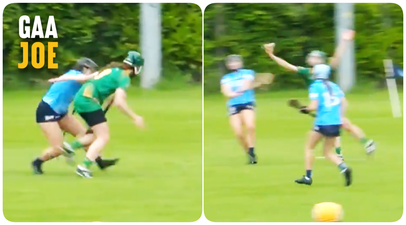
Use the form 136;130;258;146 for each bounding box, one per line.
42;70;83;114
221;69;255;106
309;80;345;126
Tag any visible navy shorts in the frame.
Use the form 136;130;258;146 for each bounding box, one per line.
36;100;66;123
313;125;341;137
228;102;255;116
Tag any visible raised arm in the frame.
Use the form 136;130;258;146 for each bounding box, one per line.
329;30;355;69
263;43;298;72
48;71;99;83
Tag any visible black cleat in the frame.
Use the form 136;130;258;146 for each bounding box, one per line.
97;158;119;170
295;175;312;185
343;168;352;186
32;160;43;175
248;154;257;164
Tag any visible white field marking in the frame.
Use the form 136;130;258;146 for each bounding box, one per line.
383;59;402;118
315;156;366;161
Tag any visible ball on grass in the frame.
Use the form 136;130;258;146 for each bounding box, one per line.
312;202;343;222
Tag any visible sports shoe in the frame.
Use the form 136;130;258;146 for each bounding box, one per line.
97;158;120;170
295;175;312;185
61;142;75;156
342;168;352;186
76;165;93;178
248;154;257;164
365;140;376;155
32;160;43;175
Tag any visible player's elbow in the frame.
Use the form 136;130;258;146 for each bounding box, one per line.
288;65;299;73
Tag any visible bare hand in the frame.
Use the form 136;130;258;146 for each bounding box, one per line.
263;43;275;54
133;116;145;129
342;30;355;41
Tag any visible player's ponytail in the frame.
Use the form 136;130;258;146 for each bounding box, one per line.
322;79;333;97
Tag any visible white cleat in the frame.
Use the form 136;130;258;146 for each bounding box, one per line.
365;139;376;155
76;165;93;178
61;142;75;155
60;142;76;166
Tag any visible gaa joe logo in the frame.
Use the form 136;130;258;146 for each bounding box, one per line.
18;15;58;69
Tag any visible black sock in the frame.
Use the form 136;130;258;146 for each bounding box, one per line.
33;158;44;166
95;156;103;165
306;170;312;179
248;147;255;156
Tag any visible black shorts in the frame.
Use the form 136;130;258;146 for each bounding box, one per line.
228;102;255;116
36;101;66;123
79;109;107;127
313;125;341;137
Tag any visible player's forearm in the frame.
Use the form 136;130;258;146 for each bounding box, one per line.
330;39;348;69
269;54;298;72
221;86;239;98
222;91;239;98
238;80;253;92
116;100;139;119
51;73;97;83
306;100;318;111
340;97;348;117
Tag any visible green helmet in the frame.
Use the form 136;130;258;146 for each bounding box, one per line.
308;50;326;61
123;51;144;67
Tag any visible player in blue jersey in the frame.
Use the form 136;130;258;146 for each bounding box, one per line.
263;31;376;158
32;58;117;174
294;64;352;186
221;55;258;164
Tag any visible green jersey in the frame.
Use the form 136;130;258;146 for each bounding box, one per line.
82;67;130;104
297;67;314;86
74;67;131;113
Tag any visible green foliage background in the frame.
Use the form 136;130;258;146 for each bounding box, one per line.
204;3;403;93
3;3;202;86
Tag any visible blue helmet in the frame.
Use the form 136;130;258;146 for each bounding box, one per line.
313;64;331;80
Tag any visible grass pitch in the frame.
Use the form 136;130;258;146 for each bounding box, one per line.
204;90;403;222
3;88;202;222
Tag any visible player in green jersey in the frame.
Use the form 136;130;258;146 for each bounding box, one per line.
263;30;376;158
49;51;145;178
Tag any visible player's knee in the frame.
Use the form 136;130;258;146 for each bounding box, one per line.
246;124;256;133
98;132;110;143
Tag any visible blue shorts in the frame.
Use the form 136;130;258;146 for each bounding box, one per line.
228;102;255;116
35;100;66;123
313;125;341;137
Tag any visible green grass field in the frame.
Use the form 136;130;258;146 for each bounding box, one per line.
3;87;202;222
204;90;403;222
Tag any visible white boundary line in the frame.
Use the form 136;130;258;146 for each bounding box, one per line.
315;156;367;161
383;59;402;118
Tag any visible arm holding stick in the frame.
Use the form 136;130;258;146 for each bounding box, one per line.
263;43;299;72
